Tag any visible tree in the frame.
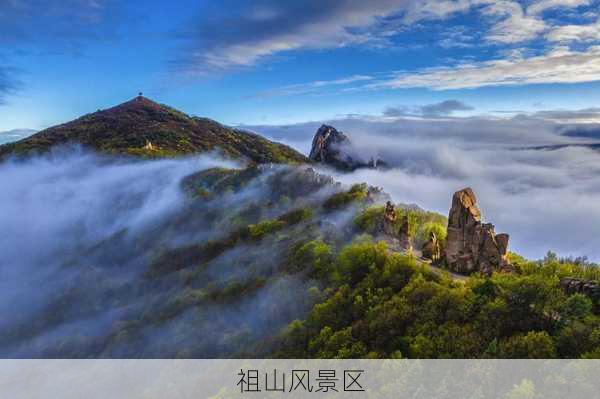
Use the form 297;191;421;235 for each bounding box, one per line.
499;331;556;358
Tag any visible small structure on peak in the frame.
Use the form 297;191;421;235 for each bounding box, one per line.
445;187;513;276
143;140;155;150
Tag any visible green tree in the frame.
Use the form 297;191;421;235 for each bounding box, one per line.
499;331;556;358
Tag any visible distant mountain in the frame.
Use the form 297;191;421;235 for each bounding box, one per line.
0;129;36;145
561;125;600;140
525;143;600;151
0;96;308;164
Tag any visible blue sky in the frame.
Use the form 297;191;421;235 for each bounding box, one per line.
2;0;600;130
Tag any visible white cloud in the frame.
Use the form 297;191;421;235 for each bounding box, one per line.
546;19;600;42
528;0;591;15
179;0;479;73
401;0;473;23
528;108;600;123
183;1;416;73
384;99;474;117
369;46;600;90
481;1;547;43
252;75;374;98
179;0;600;73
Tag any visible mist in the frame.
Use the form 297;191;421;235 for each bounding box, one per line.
253;114;600;262
4;109;600;357
0;148;343;358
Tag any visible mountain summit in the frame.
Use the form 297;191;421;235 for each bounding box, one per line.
0;96;308;164
309;124;386;171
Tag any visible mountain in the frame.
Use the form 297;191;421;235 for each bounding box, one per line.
1;99;599;359
308;124;387;171
0;129;36;145
0;96;308;164
526;143;600;152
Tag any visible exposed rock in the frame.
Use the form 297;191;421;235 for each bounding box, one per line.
445;187;513;276
560;278;600;302
422;231;441;261
383;201;397;236
308;124;385;171
398;214;412;251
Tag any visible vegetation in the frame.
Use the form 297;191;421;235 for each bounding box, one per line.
277;240;600;359
148;206;314;277
353;204;447;247
323;183;370;211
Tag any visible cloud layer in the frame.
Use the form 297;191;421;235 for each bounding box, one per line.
252;108;600;262
0;148;349;357
368;46;600;90
384;100;474;117
175;0;600;78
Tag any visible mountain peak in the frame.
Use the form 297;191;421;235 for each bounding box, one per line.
308;124;387;171
98;96;177;116
115;95;163;110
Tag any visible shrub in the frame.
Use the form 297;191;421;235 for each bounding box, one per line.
323;184;369;211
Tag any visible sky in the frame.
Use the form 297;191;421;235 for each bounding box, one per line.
2;0;600;129
2;0;600;261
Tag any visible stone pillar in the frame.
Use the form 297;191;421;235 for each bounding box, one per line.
398;214;412;251
445;187;513;276
383;201;397;236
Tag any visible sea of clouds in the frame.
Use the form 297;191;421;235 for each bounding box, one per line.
0;146;358;357
253;114;600;262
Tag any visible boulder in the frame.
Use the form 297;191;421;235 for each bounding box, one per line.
445;187;513;276
560;278;600;303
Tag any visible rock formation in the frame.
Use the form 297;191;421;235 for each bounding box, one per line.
422;231;441;261
398;214;412;251
445;187;513;276
308;124;385;171
383;201;397;236
560;278;600;302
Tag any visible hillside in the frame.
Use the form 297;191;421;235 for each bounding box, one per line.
0;96;309;164
1;150;599;358
0;100;599;359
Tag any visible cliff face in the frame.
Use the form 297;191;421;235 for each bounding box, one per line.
308;124;385;171
0;96;309;164
445;187;513;276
